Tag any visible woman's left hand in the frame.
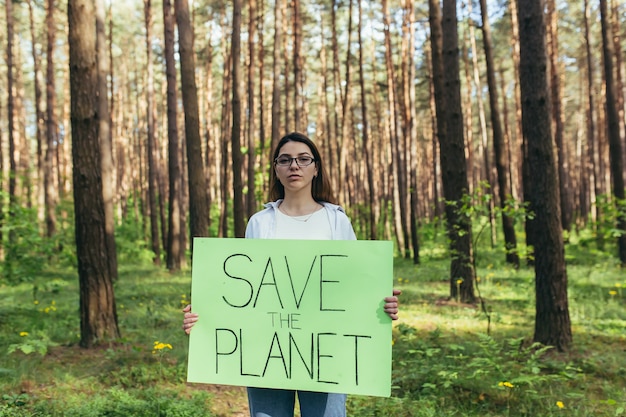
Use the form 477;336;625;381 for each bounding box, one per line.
384;289;402;320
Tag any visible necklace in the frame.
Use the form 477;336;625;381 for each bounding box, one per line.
279;204;321;222
289;212;316;222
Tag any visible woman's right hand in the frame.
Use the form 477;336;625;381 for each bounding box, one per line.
182;304;199;335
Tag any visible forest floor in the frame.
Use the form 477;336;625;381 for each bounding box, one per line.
1;235;625;416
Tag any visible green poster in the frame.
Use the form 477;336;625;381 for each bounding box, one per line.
187;238;393;397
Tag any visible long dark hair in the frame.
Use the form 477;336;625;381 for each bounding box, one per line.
269;132;336;204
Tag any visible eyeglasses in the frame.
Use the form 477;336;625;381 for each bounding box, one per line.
274;156;316;167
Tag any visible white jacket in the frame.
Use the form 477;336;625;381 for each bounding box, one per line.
245;200;356;241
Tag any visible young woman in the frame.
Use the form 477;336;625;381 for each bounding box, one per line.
182;132;401;417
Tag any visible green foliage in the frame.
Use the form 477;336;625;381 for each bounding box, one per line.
0;198;75;285
28;388;213;417
114;197;160;265
593;194;626;251
0;221;625;417
7;330;58;356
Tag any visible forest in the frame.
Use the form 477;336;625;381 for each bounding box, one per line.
0;0;625;416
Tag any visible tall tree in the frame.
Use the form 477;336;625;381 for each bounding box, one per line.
357;0;376;240
479;0;519;268
438;0;475;302
292;0;304;130
161;0;182;270
96;0;117;280
270;0;284;152
517;0;572;350
382;0;406;254
246;0;257;218
582;0;596;226
176;0;210;240
27;0;46;228
43;0;58;237
145;0;161;264
546;0;572;232
68;0;120;348
231;0;245;238
6;0;17;223
338;0;354;206
599;0;626;265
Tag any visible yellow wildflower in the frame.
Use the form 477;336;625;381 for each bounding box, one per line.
456;279;463;285
153;341;173;351
498;381;514;388
556;401;565;409
609;290;617;296
19;332;29;337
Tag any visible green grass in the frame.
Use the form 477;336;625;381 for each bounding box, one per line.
1;236;625;417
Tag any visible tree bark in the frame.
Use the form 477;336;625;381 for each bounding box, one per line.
161;0;182;270
43;0;57;237
246;0;257;218
599;0;626;265
270;0;283;152
27;0;46;229
438;0;476;303
292;0;304;131
6;0;17;250
68;0;120;348
382;0;405;254
96;0;118;280
583;0;598;228
546;0;572;233
176;0;210;241
517;0;572;350
466;2;496;245
479;0;519;268
231;0;245;238
357;0;376;240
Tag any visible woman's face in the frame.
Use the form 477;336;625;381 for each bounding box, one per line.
274;141;319;197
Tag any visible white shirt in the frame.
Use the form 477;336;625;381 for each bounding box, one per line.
274;206;332;240
245;200;356;241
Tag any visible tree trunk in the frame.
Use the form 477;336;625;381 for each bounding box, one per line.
176;0;210;241
438;0;476;303
466;2;496;246
517;0;572;350
27;0;46;229
479;0;519;268
96;0;118;280
161;0;182;270
146;0;161;264
339;0;353;207
599;0;626;265
43;0;57;237
6;0;17;249
231;0;245;238
357;0;376;240
382;0;405;254
257;0;267;197
246;0;257;218
398;1;413;258
610;0;625;184
583;0;598;228
68;0;120;348
329;1;341;189
546;0;572;233
292;0;303;131
270;0;283;152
